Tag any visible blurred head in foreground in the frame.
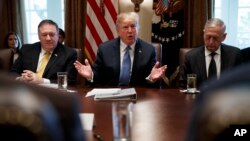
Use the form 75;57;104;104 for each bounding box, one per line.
186;63;250;141
0;72;85;141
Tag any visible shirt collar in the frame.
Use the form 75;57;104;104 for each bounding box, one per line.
205;46;221;57
120;41;136;52
41;48;53;55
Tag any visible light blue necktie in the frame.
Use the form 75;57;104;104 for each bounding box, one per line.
119;46;131;86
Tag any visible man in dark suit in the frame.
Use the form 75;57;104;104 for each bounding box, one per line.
180;18;242;88
11;19;77;85
74;12;167;87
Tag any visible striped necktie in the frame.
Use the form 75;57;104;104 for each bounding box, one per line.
37;52;50;78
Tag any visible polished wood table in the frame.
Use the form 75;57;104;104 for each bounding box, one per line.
76;87;196;141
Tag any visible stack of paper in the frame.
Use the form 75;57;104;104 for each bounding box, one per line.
86;88;137;101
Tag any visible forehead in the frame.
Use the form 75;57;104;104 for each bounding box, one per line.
204;27;223;35
9;34;17;38
39;24;57;33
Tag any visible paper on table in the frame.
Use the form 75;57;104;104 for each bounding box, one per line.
94;88;137;101
86;88;121;97
79;113;94;130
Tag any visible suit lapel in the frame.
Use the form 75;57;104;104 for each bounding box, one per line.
113;39;121;79
198;47;208;80
132;40;142;74
220;45;226;71
33;45;41;71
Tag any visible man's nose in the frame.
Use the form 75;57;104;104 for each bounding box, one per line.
46;34;51;40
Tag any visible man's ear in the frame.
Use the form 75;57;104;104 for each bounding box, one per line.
221;33;227;42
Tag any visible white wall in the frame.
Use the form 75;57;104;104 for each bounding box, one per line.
119;0;154;43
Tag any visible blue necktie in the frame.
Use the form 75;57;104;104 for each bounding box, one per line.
119;46;131;86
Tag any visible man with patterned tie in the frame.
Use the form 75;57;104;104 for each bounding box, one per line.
11;19;77;85
180;18;243;88
74;12;167;87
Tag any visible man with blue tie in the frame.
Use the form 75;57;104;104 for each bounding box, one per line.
74;12;167;87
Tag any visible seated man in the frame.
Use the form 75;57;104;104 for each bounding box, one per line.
11;19;77;85
179;18;243;88
74;12;167;87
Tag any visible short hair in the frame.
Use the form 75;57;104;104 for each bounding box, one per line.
204;18;226;34
116;12;140;29
59;28;65;38
38;19;59;34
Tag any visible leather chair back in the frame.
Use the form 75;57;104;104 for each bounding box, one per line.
152;43;162;65
73;48;85;86
0;49;14;71
179;48;194;65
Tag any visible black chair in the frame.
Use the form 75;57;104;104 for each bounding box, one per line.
151;43;162;65
179;48;194;66
0;49;14;71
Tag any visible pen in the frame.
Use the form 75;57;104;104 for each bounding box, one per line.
93;132;104;141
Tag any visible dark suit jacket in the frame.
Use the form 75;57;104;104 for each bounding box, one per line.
10;42;77;85
92;37;157;87
180;43;243;88
241;47;250;63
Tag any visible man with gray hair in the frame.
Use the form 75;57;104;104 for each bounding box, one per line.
74;12;167;87
179;18;243;88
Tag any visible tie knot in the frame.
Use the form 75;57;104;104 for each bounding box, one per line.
210;52;216;57
125;46;131;51
44;51;51;56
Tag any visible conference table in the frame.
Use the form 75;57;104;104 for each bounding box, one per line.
75;87;196;141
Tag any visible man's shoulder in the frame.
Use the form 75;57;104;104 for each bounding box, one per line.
186;46;204;57
221;43;240;52
21;42;41;51
22;42;40;48
100;38;118;46
55;44;77;55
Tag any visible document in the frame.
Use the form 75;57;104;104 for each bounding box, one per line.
94;88;137;101
86;88;121;97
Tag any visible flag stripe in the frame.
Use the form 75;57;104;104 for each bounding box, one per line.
104;0;118;23
85;0;118;64
88;0;114;40
84;38;96;63
86;15;103;47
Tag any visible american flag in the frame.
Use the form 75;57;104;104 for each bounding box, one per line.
85;0;118;64
155;0;170;15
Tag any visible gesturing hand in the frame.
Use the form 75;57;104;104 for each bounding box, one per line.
149;61;167;82
74;59;93;80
